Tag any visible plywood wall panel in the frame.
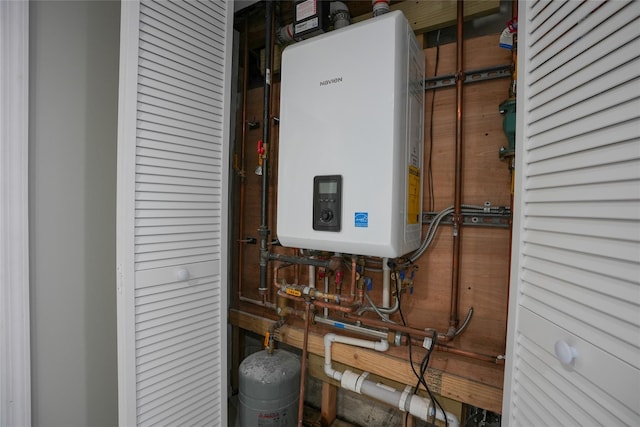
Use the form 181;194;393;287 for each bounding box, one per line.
234;33;513;389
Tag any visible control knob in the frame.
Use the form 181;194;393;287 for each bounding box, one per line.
320;209;334;222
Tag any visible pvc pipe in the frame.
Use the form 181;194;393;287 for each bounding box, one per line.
372;0;390;17
382;257;391;310
360;379;401;404
323;333;388;381
276;23;296;44
330;1;351;29
313;315;389;341
276;1;351;45
309;258;315;289
323;333;459;426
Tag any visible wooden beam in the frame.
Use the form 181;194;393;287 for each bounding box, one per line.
321;381;338;427
353;1;501;34
230;309;503;413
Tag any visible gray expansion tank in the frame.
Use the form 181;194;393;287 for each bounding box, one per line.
238;349;301;427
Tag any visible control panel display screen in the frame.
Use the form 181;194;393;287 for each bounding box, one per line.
313;175;342;232
319;181;338;194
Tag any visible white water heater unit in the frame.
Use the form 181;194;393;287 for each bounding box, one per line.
277;10;425;258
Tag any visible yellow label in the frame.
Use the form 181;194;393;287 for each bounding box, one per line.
285;288;302;297
408;166;420;225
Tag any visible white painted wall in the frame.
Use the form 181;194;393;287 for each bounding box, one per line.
29;1;120;425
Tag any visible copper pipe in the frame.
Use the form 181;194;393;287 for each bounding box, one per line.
237;18;250;301
268;10;279;290
258;0;274;293
409;336;504;365
273;261;296;306
275;291;362;314
272;256;360;304
312;299;362;314
239;295;276;310
344;314;453;343
450;0;465;329
297;302;312;427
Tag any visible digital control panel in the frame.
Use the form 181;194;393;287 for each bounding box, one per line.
313;175;341;232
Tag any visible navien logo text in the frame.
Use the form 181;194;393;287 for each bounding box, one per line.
319;77;343;86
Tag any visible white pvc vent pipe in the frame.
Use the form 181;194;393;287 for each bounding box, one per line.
276;1;351;44
323;333;459;426
372;0;391;17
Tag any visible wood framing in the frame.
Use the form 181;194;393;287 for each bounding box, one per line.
232;27;512;418
230;310;503;413
353;0;501;34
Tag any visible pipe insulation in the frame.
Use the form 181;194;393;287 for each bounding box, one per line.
323;334;459;426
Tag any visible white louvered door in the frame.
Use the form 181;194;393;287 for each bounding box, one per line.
503;1;640;425
116;1;233;425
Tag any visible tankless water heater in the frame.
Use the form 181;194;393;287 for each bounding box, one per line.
277;10;425;258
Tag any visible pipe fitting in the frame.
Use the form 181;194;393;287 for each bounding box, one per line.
372;0;390;17
322;332;459;426
330;1;351;29
276;23;296;44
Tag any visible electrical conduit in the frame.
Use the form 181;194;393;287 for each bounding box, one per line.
323;333;459;426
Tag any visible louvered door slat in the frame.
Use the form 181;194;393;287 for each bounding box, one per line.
137;130;223;153
528;0;567;37
136;340;214;376
138;62;222;100
117;0;231;425
136;321;217;359
504;1;640;424
528;138;639;174
138;103;222;132
136;200;218;211
529;1;626;68
137;310;216;343
138;93;219;123
529;77;640;134
139;73;222;109
525;256;637;302
156;1;226;44
528;122;638;163
139;32;219;72
136;164;216;180
528;1;588;58
526;97;640;147
139;49;222;90
136;369;217;416
529;11;640;104
138;119;222;142
139;6;220;54
528;158;640;189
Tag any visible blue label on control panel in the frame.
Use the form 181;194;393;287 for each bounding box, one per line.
355;212;368;228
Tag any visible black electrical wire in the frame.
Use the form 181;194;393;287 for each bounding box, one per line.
394;271;448;427
464;409;482;427
427;30;441;212
418;331;448;427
